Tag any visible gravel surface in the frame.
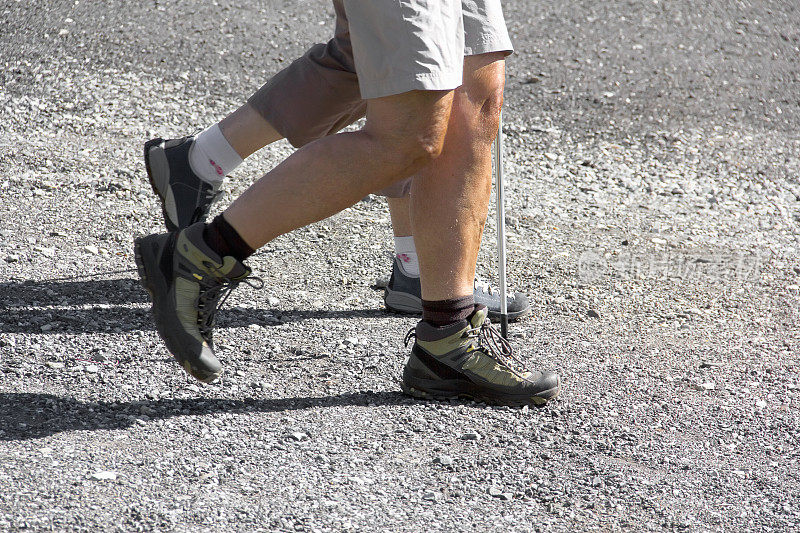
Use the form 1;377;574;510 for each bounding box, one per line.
1;1;799;531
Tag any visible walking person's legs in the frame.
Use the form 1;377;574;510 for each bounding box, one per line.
135;0;559;404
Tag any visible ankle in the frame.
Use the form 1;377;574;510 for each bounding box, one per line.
202;214;254;262
393;235;419;276
189;124;243;184
421;295;475;327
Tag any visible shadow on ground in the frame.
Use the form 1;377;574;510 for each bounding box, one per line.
0;278;389;334
0;391;412;441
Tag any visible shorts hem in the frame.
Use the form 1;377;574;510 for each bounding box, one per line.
359;70;463;100
464;36;514;57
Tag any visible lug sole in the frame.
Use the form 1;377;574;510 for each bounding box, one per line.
399;377;561;408
144;138;179;232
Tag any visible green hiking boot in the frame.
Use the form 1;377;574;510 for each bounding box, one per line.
134;222;257;383
401;306;560;406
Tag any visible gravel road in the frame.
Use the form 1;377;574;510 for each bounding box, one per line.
1;1;799;531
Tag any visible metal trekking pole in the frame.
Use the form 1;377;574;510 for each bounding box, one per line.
494;112;509;338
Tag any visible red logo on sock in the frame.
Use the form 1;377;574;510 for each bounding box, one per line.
398;253;411;263
209;159;224;176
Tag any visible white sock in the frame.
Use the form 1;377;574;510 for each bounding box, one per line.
188;124;242;185
394;235;420;277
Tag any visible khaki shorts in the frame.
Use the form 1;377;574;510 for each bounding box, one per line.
249;0;513;197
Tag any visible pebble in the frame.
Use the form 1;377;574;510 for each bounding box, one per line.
289;432;308;442
488;487;513;500
434;455;454;466
460;432;481;441
34;246;55;258
84;364;99;374
45;361;64;369
89;471;117;481
422;491;440;501
83;245;99;255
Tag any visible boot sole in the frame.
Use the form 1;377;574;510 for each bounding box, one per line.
134;236;222;384
399;377;561;408
144;138;179;232
384;288;531;322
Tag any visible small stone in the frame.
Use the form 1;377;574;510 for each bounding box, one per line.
289;432;308;441
422;491;440;501
699;361;722;369
544;152;558;161
45;361;64;369
434;455;454;466
586;309;600;318
84;245;99;255
460;432;481;441
591;476;603;487
699;381;715;391
488;487;511;500
84;364;99;373
90;471;117;481
755;399;767;409
344;337;359;346
651;237;667;245
39;447;53;455
267;296;280;306
34;246;55;258
5;254;19;263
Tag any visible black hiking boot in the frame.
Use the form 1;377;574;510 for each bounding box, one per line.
134;222;258;382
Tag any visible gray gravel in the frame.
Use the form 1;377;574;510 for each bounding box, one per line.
1;1;799;531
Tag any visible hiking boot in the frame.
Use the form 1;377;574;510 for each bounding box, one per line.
145;136;222;232
134;222;257;383
384;257;531;321
401;306;560;406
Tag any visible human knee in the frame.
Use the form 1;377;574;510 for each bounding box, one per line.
460;54;506;139
365;90;453;170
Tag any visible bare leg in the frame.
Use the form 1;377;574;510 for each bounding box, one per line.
218;103;283;159
387;196;412;237
223;90;453;249
411;53;506;301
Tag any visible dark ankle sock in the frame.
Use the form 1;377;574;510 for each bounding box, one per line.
422;295;475;327
202;214;254;262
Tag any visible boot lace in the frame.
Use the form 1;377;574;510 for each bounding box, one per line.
404;316;529;376
196;262;263;341
474;277;514;300
464;318;529;375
